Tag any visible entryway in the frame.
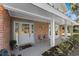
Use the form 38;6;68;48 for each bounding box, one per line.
13;21;35;46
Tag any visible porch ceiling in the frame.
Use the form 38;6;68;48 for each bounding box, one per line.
3;3;77;25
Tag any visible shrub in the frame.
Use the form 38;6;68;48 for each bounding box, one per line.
10;40;17;50
42;34;79;56
69;34;79;47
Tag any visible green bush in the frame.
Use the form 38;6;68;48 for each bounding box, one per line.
42;34;79;56
10;40;17;50
69;34;79;45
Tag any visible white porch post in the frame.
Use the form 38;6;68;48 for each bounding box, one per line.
64;21;67;38
50;19;55;47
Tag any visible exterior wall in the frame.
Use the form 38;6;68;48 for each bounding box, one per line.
34;22;49;42
11;17;49;43
0;5;10;50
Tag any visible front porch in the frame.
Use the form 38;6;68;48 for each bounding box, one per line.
13;40;50;56
0;4;77;56
12;36;66;56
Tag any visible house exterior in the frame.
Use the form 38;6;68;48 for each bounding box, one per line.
0;3;77;53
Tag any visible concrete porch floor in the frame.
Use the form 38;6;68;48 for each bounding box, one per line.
14;40;50;56
13;36;66;56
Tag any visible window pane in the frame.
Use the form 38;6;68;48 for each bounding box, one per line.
22;24;29;33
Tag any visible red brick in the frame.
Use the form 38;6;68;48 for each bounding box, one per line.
0;5;10;50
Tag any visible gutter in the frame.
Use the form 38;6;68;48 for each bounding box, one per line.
32;3;78;25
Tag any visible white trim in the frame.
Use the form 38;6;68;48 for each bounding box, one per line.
3;4;52;21
14;21;34;24
50;19;55;47
13;21;19;45
32;3;77;25
13;21;35;46
64;21;67;38
3;4;77;25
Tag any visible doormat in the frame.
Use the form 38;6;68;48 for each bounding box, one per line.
19;44;32;50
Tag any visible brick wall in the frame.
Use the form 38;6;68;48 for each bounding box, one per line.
0;5;10;50
34;22;49;42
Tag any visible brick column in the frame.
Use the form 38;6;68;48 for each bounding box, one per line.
0;5;10;50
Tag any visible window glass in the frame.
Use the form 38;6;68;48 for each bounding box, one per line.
22;24;29;33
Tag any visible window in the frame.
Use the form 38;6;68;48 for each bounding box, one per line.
31;24;34;33
22;24;29;33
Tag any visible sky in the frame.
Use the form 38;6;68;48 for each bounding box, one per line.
65;3;78;21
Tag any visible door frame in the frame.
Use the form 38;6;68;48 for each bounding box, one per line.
13;21;35;46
